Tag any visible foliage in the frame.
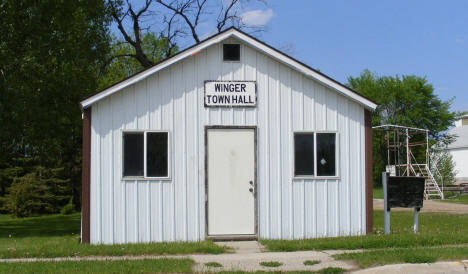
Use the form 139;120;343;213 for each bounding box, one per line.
0;0;111;214
60;197;76;215
108;0;266;68
260;210;468;251
98;33;178;89
1;159;71;217
0;258;195;273
347;70;459;186
430;149;457;187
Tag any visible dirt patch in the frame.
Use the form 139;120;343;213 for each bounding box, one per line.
373;200;468;214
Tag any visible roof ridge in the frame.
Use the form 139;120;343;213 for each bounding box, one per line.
81;27;377;110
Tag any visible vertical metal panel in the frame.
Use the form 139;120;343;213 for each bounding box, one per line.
89;38;367;244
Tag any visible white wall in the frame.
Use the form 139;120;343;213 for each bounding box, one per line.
449;148;468;178
89;38;366;244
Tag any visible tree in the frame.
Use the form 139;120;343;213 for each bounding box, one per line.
108;0;266;68
0;0;111;214
1;161;71;218
431;149;457;189
99;32;178;89
347;70;459;185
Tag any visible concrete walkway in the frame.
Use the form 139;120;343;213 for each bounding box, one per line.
352;261;468;274
0;241;358;272
2;241;467;273
193;241;357;272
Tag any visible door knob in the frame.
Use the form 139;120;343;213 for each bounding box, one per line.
249;188;253;192
249;181;253;185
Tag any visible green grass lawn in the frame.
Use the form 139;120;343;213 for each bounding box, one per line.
0;213;225;258
373;187;383;199
260;210;468;251
440;194;468;205
334;246;468;268
0;258;194;273
261;210;468;269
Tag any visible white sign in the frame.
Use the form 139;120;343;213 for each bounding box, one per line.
204;81;256;107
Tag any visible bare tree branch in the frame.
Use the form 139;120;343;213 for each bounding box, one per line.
156;0;201;43
162;13;183;58
217;0;239;32
109;0;155;68
108;0;268;68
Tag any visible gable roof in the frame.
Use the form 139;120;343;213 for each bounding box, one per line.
81;27;378;110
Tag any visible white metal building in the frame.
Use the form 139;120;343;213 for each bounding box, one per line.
80;28;377;244
445;114;468;184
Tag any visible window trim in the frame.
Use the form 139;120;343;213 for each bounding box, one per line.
121;130;171;181
222;43;242;62
292;131;339;180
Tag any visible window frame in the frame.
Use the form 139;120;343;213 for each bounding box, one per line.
222;43;242;62
292;131;339;180
121;130;171;181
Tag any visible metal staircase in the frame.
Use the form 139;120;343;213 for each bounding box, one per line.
374;124;445;201
411;163;444;200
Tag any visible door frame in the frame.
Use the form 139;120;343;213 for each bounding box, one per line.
204;125;258;241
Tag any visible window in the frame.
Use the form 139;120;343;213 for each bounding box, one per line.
147;132;168;177
123;131;169;178
223;44;240;61
294;132;337;177
316;133;336;176
123;133;144;176
294;133;315;176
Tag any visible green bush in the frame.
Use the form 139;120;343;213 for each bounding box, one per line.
3;173;51;217
60;201;75;215
2;166;71;217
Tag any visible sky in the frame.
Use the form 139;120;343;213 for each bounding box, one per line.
118;0;468;111
248;0;468;112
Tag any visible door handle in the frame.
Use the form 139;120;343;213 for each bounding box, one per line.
249;188;254;192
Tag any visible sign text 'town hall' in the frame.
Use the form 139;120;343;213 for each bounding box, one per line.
204;81;256;107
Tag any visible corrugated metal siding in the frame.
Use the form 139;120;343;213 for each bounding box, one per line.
89;38;366;244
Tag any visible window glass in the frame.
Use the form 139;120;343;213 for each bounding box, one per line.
294;133;315;176
316;133;336;176
123;133;144;176
223;44;240;61
147;132;168;177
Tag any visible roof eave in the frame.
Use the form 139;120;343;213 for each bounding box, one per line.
81;27;378;111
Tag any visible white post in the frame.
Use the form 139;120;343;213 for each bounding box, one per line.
383;172;390;234
426;131;429;167
413;208;419;233
406;128;410;176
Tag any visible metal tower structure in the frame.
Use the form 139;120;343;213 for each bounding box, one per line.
373;124;444;200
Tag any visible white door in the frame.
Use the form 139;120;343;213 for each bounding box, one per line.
207;128;256;236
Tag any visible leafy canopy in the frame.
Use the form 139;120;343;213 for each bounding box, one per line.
0;0;111;215
348;70;457;140
347;70;459;185
99;33;178;89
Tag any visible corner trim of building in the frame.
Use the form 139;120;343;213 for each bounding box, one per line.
81;107;91;243
365;109;373;234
